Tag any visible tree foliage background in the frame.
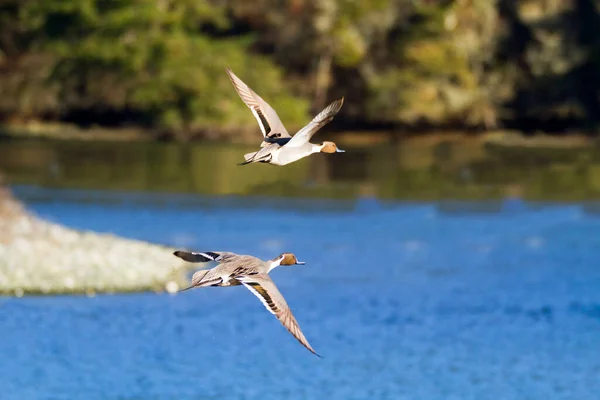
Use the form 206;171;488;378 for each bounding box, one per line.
1;0;600;137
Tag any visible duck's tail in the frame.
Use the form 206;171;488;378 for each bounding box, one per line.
238;151;258;166
178;285;195;293
178;270;210;292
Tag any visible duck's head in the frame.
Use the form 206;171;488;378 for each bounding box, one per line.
275;252;305;266
320;141;345;154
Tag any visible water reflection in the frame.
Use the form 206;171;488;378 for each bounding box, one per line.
2;136;600;200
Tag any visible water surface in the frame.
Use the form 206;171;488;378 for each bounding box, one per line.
1;189;599;399
3;137;600;200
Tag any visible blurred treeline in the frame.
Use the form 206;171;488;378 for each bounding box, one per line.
1;0;600;139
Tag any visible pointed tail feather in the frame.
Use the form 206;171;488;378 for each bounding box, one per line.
179;270;211;292
178;285;196;293
238;151;258;166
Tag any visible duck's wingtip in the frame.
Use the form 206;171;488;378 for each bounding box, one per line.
307;346;323;358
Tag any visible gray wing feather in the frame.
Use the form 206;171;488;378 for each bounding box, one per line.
173;250;237;264
285;97;344;148
239;274;321;357
225;68;290;141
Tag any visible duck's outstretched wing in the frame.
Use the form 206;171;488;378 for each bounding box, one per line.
173;250;237;263
238;274;321;357
285;97;344;148
225;68;290;145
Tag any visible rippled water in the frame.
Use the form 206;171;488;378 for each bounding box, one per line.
3;136;600;201
1;189;600;399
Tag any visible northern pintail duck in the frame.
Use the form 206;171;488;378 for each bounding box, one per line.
174;249;320;357
225;68;345;166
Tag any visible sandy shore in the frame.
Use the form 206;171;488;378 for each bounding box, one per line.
0;186;189;296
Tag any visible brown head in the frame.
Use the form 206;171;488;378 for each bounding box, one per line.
320;141;345;154
277;252;305;266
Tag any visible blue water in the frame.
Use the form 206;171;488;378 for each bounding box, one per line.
2;190;600;399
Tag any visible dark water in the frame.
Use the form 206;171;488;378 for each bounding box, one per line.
3;137;600;200
2;188;600;399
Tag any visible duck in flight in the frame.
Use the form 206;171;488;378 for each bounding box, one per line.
225;68;345;166
174;249;321;357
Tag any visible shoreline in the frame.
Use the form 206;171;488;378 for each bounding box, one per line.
0;187;190;297
1;121;598;150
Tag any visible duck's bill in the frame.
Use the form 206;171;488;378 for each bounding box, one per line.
296;261;306;265
336;148;345;153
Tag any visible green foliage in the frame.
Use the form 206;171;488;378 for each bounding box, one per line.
2;0;600;135
361;0;504;128
0;0;308;135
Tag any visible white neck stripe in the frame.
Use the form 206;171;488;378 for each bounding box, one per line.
268;255;285;272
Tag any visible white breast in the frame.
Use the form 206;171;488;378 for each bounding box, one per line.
274;144;317;166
